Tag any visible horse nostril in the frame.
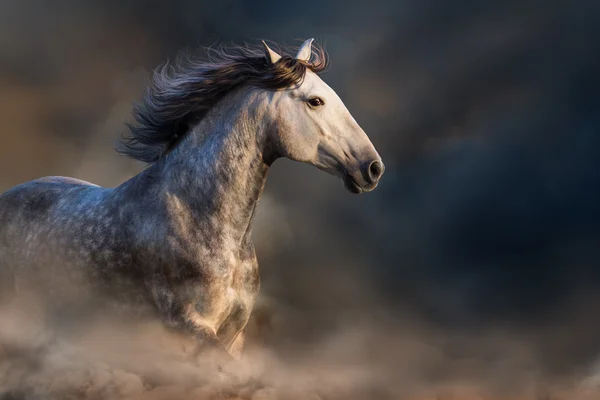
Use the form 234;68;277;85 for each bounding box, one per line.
364;160;384;184
369;160;384;182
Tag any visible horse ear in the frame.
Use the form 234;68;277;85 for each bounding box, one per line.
295;38;314;61
261;40;282;64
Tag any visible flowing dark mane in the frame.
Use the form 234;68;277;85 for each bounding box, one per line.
118;41;328;163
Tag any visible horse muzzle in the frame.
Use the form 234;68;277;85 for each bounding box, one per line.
342;159;385;194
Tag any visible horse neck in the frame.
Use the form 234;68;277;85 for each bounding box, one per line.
123;89;271;248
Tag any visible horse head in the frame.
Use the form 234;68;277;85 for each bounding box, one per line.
261;39;384;194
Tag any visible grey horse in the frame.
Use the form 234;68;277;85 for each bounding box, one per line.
0;39;384;360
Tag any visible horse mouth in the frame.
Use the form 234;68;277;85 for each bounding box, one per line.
343;174;363;194
342;171;380;194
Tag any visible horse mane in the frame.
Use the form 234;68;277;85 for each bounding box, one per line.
118;41;328;163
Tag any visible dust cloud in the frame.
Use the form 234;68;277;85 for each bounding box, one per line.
1;0;600;399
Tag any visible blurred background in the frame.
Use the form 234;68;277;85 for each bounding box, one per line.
1;0;600;398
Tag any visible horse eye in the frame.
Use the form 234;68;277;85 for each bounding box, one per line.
307;97;325;107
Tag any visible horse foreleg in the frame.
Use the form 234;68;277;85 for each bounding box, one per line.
226;328;245;360
177;303;233;363
153;294;231;365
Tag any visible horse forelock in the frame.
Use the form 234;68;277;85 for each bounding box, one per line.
117;41;329;164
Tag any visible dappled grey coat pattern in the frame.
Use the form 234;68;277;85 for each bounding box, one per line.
0;40;383;359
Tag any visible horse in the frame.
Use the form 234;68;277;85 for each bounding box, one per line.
0;39;384;360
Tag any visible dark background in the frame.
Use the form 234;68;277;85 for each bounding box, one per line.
1;0;599;393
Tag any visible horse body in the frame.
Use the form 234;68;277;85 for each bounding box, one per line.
0;89;266;356
0;39;384;359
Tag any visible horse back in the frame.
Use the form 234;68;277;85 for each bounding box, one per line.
0;176;103;257
0;176;107;302
32;176;100;187
0;176;101;221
